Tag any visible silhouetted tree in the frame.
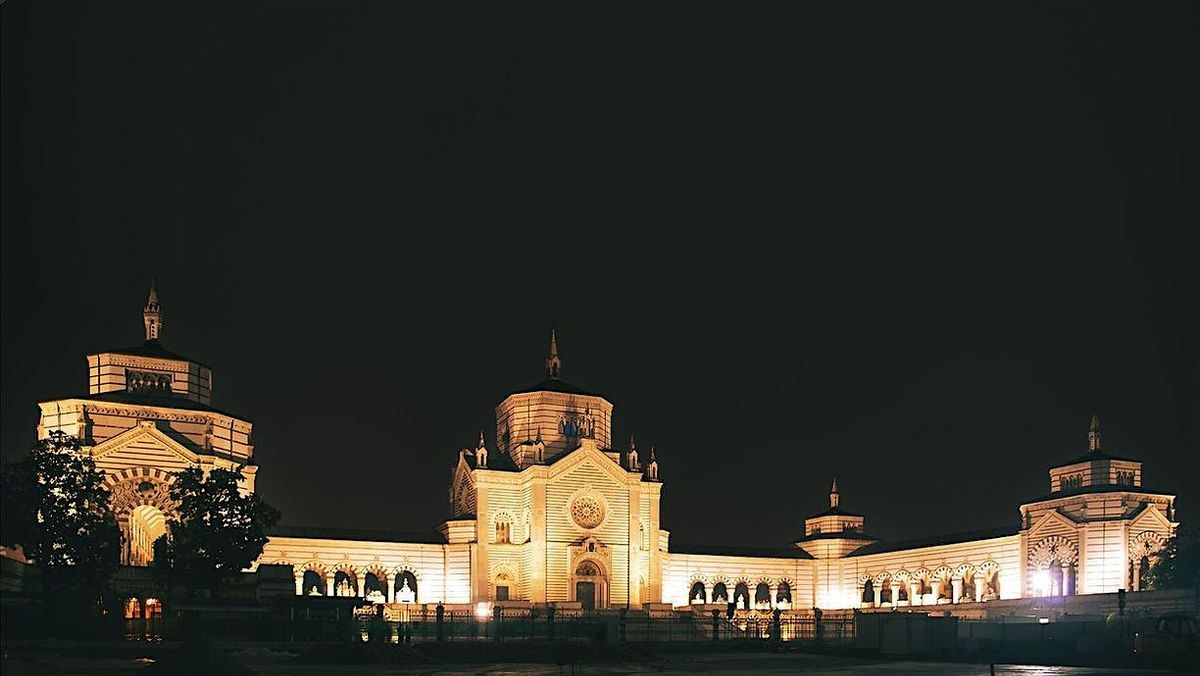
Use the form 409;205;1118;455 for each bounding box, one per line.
0;431;120;589
1146;527;1200;591
154;465;280;595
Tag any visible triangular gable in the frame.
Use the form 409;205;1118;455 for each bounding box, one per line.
90;420;200;465
453;453;475;488
548;439;631;484
1026;509;1078;539
1128;504;1173;532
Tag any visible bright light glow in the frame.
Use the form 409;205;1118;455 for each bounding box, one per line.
1034;570;1051;597
475;601;492;619
1038;617;1050;624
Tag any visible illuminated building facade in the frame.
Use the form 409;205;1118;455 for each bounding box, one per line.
35;289;1180;612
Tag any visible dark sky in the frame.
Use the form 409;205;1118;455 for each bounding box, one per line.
2;1;1196;548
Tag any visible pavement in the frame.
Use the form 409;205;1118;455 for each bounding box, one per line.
2;648;1188;675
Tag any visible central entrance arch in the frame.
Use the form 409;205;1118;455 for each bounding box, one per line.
109;473;177;566
570;560;608;610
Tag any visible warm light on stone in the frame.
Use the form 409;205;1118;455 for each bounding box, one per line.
36;293;1182;614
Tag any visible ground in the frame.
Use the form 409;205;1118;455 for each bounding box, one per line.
0;648;1187;676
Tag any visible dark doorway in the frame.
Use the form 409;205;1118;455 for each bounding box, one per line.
576;581;596;610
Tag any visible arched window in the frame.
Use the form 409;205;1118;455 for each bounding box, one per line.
712;582;729;603
495;516;512;544
363;572;386;602
733;582;750;609
754;583;771;608
861;580;874;603
982;570;1000;600
776;581;792;605
396;571;418;602
690;581;706;604
880;579;892;604
333;570;356;597
302;570;324;596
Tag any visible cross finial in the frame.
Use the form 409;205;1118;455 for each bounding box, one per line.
546;329;561;378
1088;415;1102;452
830;478;840;508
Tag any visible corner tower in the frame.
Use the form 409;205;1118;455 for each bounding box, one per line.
494;331;613;468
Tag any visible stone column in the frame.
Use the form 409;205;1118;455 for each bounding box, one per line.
973;575;983;602
1061;564;1071;597
356;574;365;598
387;573;397;603
294;573;303;596
872;584;881;607
326;576;335;597
951;579;963;603
769;583;778;610
911;580;921;606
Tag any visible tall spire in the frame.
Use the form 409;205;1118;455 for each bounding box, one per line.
830;478;840;508
143;280;162;342
545;328;561;379
1088;415;1102;452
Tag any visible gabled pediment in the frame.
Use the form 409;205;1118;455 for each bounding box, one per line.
453;453;475;487
548;439;631;484
90;420;200;464
1025;509;1078;538
1129;504;1173;531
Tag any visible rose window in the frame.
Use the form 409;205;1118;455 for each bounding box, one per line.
570;496;605;529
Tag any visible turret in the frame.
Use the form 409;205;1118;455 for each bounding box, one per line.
546;329;561;379
143;281;162;341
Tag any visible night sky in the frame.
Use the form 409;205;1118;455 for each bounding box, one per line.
2;1;1195;548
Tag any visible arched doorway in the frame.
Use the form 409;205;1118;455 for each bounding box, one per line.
109;474;176;566
571;560;607;610
126;504;168;566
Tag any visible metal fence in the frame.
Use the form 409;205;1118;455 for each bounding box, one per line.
120;604;855;645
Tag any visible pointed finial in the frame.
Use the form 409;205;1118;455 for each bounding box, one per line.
535;426;542;443
546;328;562;379
629;434;636;452
830;478;840;508
649;445;656;462
143;280;163;342
1088;415;1102;452
477;430;486;449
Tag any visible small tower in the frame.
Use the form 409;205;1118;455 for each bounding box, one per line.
628;434;639;470
646;446;659;481
829;478;840;508
1088;415;1102;452
143;281;163;342
476;431;488;468
545;329;561;379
